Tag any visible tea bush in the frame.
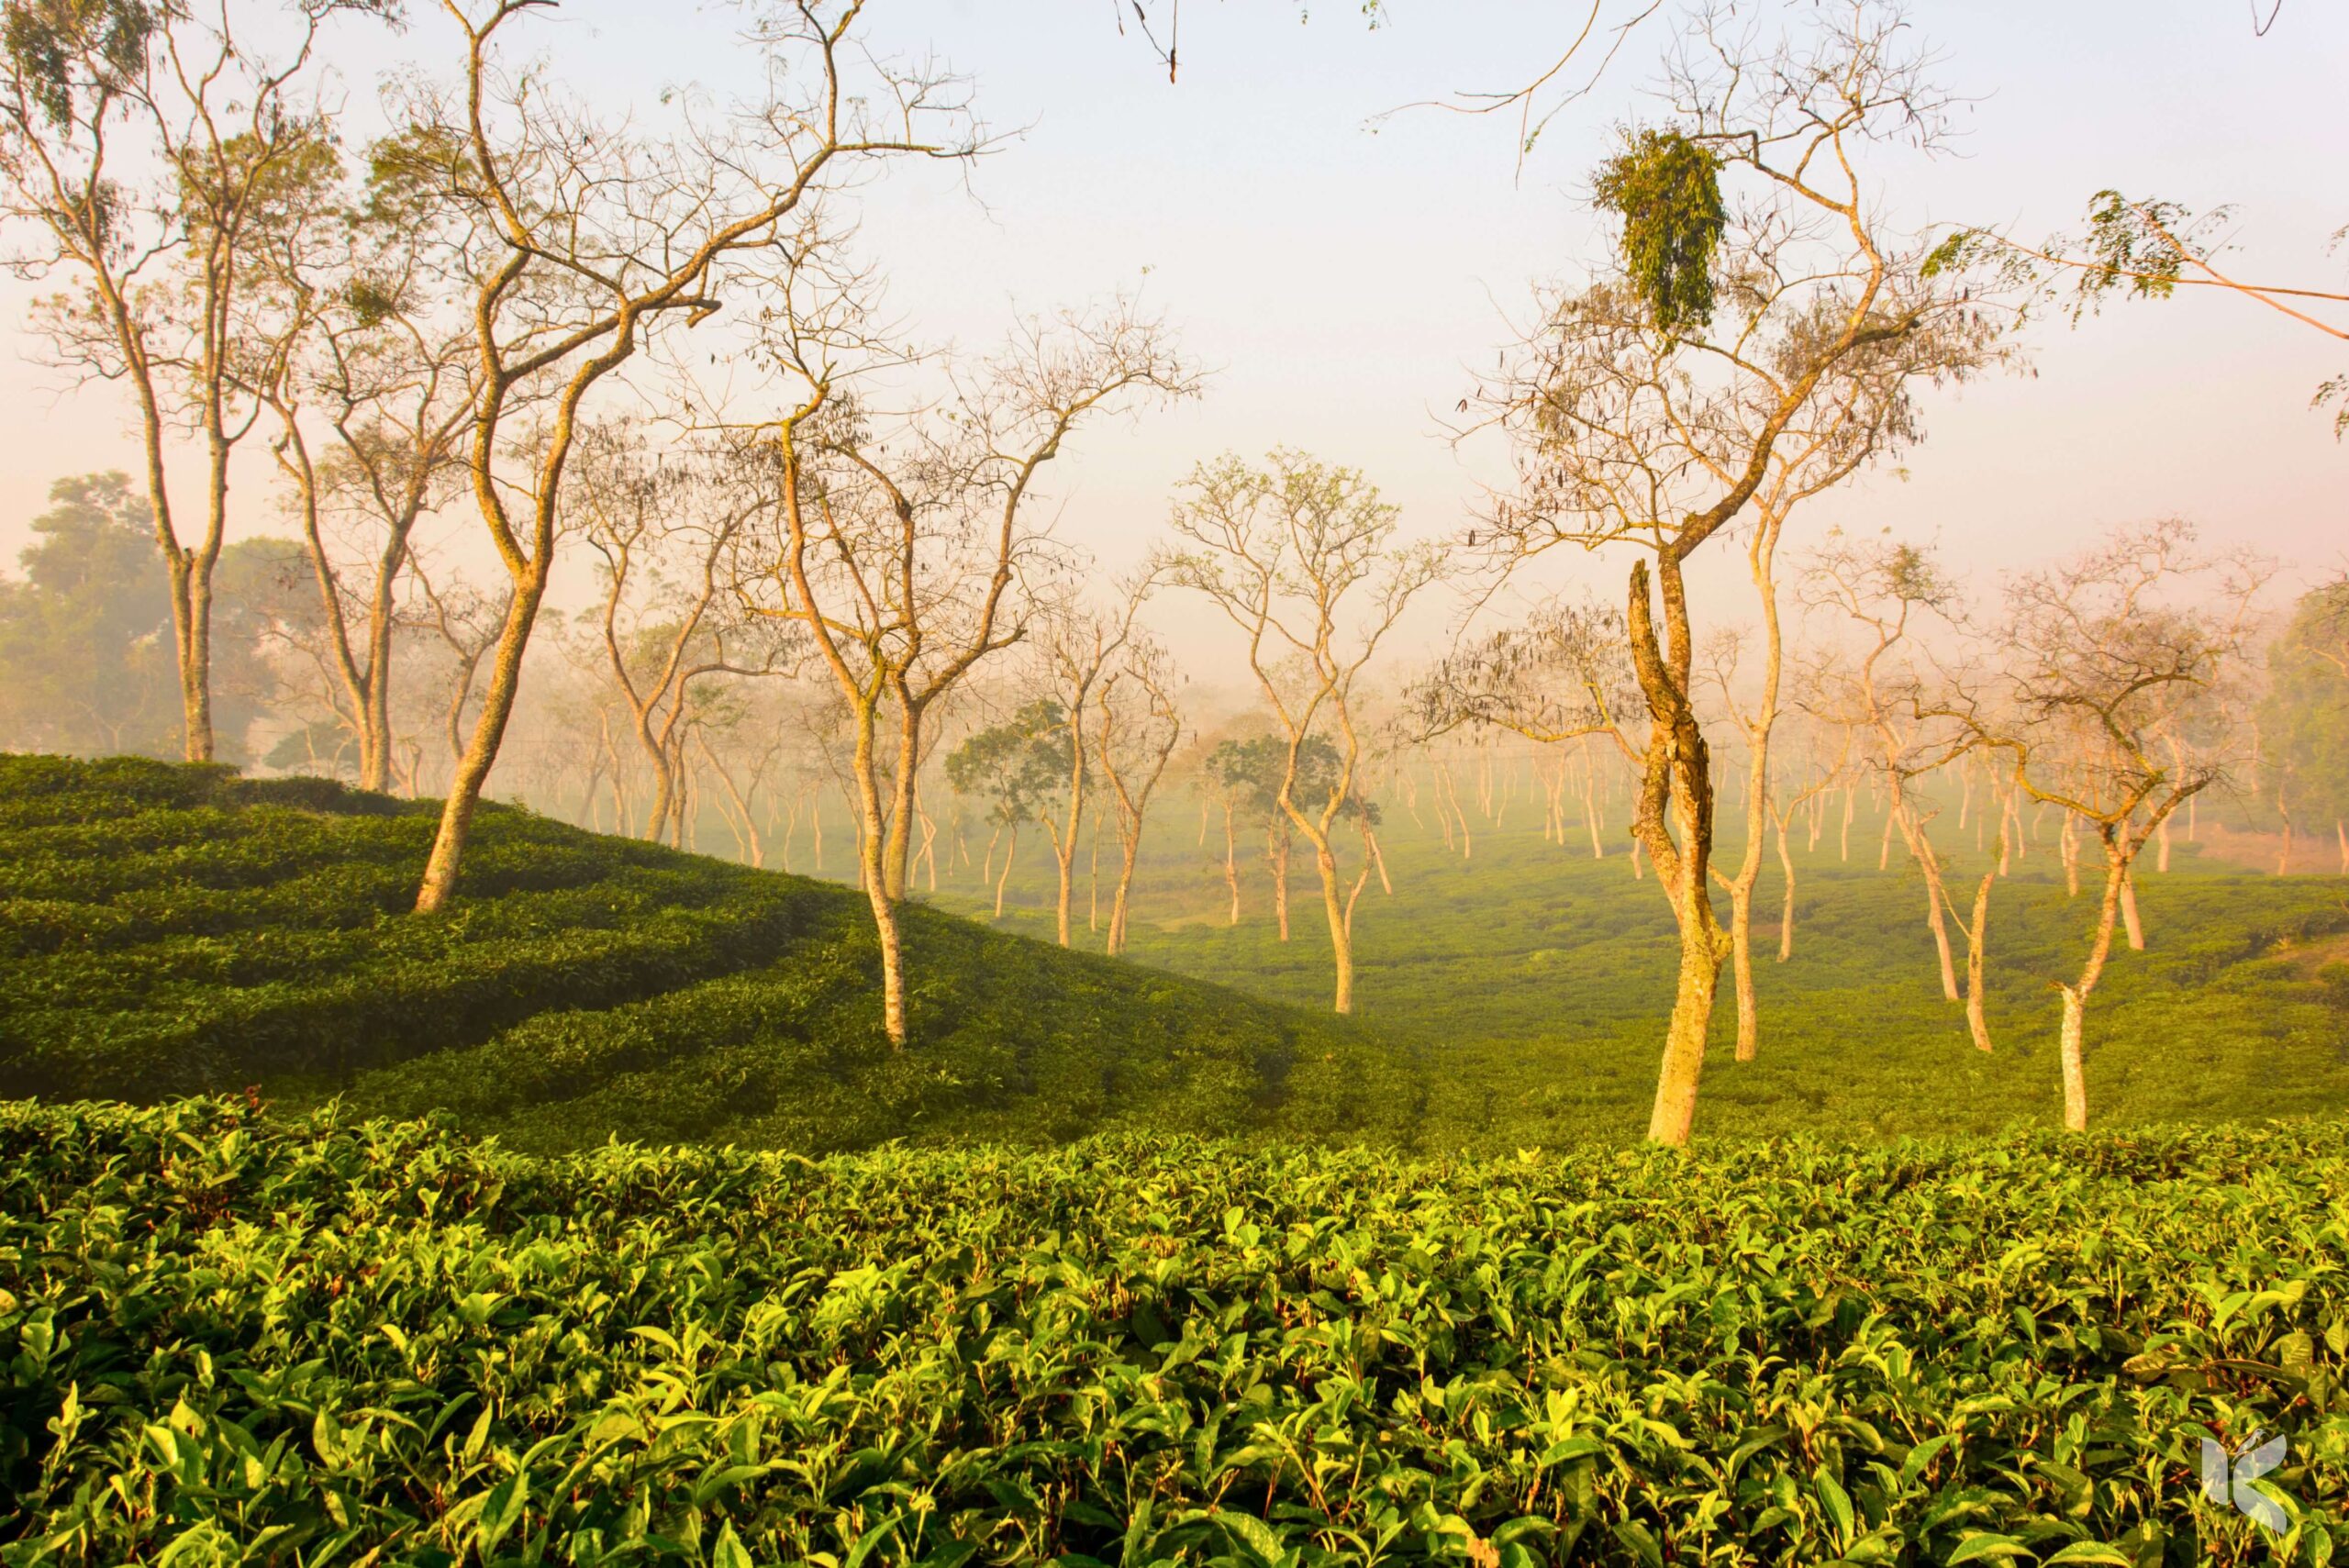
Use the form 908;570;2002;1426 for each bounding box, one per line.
1;1098;2343;1564
0;756;1402;1148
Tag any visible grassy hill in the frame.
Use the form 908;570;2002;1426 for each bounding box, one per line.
0;755;1415;1152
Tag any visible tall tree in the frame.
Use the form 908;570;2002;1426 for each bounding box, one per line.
571;421;784;847
0;0;386;761
250;127;482;791
401;0;975;913
1949;520;2261;1130
1096;635;1184;956
750;305;1192;1044
1163;450;1438;1015
1473;3;1993;1145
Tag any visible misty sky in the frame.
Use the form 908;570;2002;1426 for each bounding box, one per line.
1;0;2342;653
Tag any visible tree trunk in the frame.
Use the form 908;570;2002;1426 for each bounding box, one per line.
994;824;1017;917
1774;809;1798;962
1725;877;1757;1062
1108;828;1141;955
851;726;907;1047
2057;840;2130;1132
1312;836;1353;1015
1647;908;1725;1146
2119;867;2144;951
2057;983;2089;1132
1222;804;1241;924
1052;830;1076;947
1270;828;1291;941
416;569;549;913
1583;764;1605;858
2276;783;2293;875
1964;869;1994;1053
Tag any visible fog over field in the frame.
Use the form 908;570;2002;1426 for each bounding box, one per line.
1;2;2346;1561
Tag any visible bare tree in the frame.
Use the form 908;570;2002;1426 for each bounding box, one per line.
1801;536;1976;1013
250;132;480;791
1162;450;1441;1015
0;0;392;760
1471;3;1996;1144
1028;603;1132;947
570;422;785;845
401;0;975;913
1097;633;1184;955
1948;520;2262;1129
751;306;1194;1042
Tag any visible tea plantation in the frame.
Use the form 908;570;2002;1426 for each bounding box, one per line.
0;755;1411;1152
5;755;2349;1562
3;1098;2345;1564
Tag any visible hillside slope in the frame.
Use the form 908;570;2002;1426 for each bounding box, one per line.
0;755;1420;1152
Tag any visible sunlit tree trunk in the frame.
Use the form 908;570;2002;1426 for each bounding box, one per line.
1962;866;1995;1052
1774;803;1798;961
2058;833;2130;1132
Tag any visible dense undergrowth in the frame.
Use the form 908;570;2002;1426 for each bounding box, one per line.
3;1098;2345;1564
0;755;1404;1151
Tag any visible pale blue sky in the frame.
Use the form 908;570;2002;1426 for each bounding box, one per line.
3;1;2342;639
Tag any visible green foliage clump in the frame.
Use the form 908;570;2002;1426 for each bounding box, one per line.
4;1097;2347;1562
1593;128;1727;334
2260;577;2349;826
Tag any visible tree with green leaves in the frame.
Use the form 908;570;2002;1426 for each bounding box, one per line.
248;122;484;794
1932;190;2349;435
946;698;1069;921
1205;730;1374;948
402;0;982;917
0;470;285;760
2259;574;2349;872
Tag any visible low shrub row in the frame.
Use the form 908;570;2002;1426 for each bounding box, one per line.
3;1099;2344;1564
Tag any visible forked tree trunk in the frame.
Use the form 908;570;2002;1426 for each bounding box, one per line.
1108;828;1141;955
416;570;550;912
